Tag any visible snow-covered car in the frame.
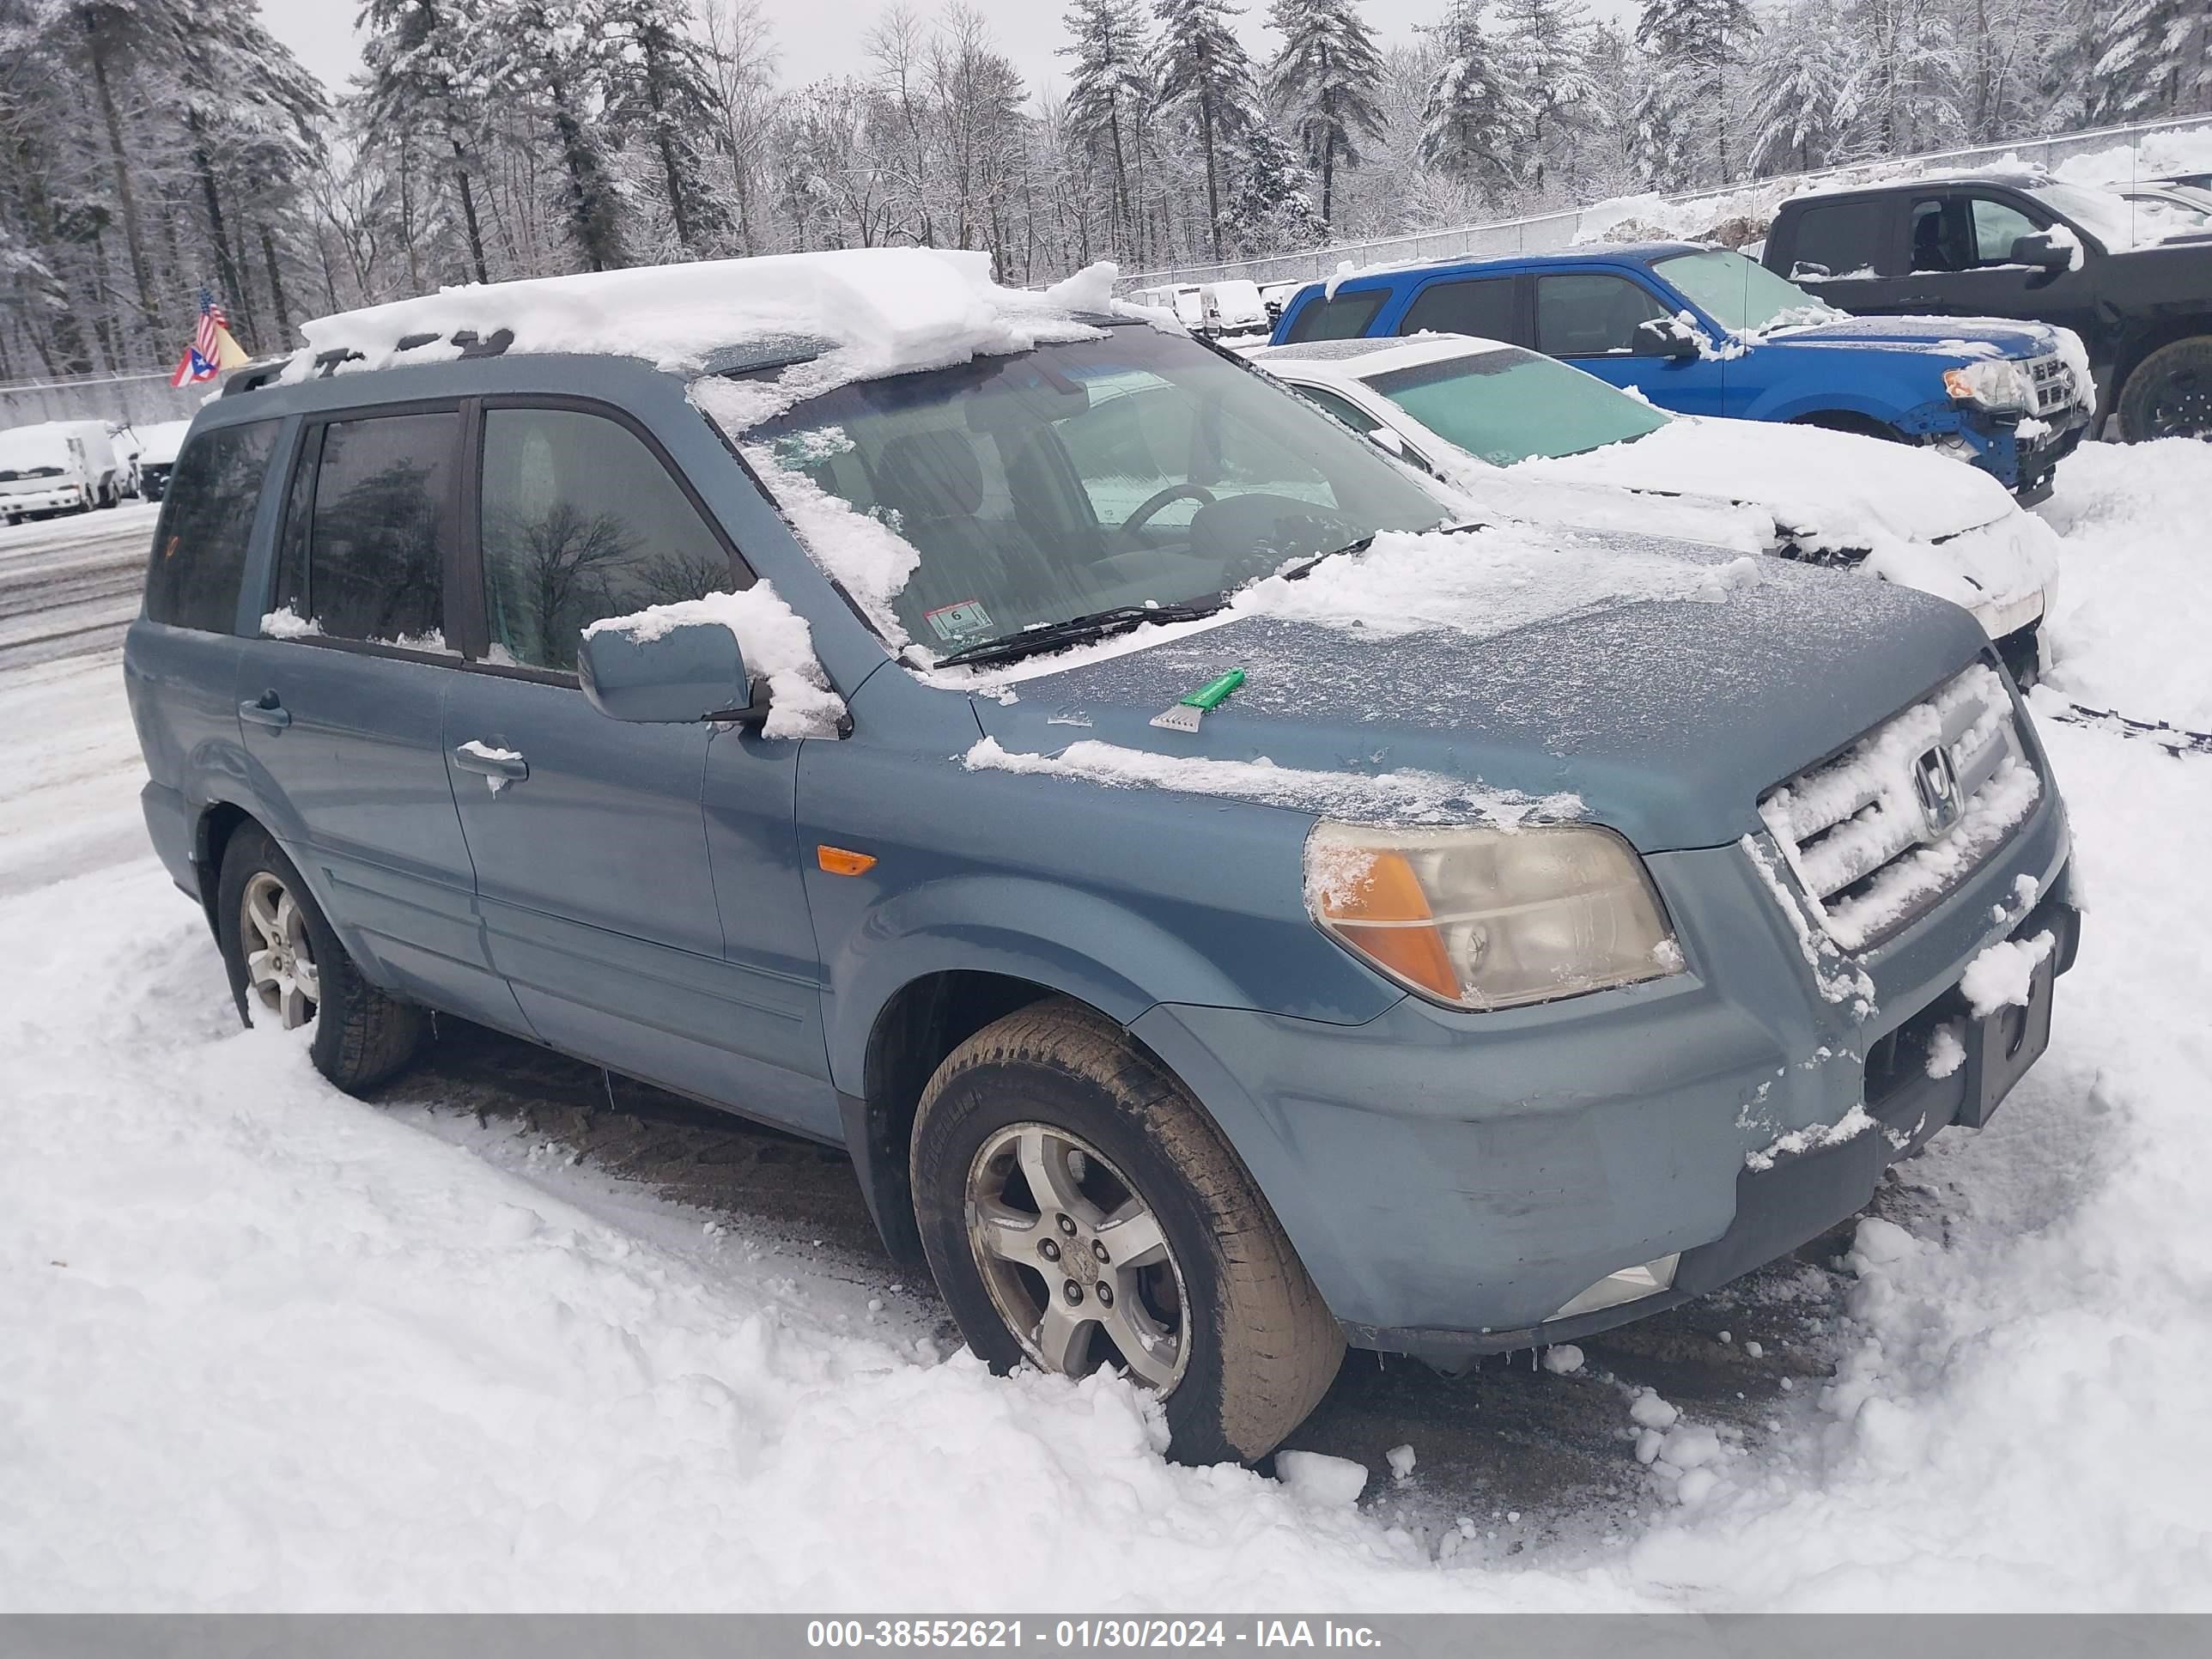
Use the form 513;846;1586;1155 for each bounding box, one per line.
1198;279;1269;337
130;418;192;503
1251;333;2058;682
0;422;109;523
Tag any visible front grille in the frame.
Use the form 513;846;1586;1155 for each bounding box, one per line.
2027;353;2074;417
1757;664;2041;953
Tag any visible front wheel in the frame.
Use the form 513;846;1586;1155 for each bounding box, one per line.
2118;338;2212;441
912;999;1343;1464
216;824;425;1094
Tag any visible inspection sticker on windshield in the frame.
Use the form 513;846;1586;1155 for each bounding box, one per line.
925;600;994;642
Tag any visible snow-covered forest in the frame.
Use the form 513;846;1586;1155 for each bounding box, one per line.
3;0;2209;380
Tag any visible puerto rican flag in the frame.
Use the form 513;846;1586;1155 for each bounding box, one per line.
170;289;242;386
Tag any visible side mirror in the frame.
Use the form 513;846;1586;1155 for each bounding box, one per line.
1366;426;1407;458
1632;317;1703;361
2009;231;2072;271
578;617;758;724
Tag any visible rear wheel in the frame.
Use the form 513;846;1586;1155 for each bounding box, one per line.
2118;338;2212;441
216;824;425;1094
912;999;1343;1463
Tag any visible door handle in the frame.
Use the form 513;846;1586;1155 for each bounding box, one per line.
453;739;529;782
240;692;290;731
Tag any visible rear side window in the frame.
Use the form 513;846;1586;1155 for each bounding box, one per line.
143;421;275;633
479;407;735;672
1280;289;1386;343
273;411;460;650
1785;200;1888;278
1534;273;1671;356
1400;276;1517;343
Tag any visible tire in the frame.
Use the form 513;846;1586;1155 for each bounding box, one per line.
2118;337;2212;441
216;823;425;1095
911;998;1343;1463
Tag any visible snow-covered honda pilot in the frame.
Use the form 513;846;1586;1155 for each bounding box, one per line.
124;249;2081;1464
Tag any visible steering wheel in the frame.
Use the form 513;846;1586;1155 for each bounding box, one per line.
1116;483;1216;544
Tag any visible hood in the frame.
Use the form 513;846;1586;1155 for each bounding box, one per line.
1512;416;2015;550
1765;313;2059;358
969;532;1990;853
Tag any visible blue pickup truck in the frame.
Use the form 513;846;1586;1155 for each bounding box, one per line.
1268;243;2094;500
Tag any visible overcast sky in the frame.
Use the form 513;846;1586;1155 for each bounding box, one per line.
257;1;1637;106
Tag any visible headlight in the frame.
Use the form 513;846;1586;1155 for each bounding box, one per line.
1943;359;2033;413
1304;822;1683;1010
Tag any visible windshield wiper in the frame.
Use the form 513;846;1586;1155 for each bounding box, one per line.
935;599;1226;670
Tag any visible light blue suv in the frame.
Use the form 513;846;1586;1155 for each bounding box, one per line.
125;253;2079;1463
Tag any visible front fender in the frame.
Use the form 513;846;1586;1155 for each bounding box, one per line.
819;874;1328;1092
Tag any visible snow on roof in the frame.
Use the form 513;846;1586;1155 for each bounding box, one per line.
1252;334;1515;379
283;249;1131;388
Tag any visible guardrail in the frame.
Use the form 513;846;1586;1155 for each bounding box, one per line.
1116;112;2212;293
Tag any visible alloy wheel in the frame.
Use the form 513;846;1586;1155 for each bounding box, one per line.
240;870;319;1030
964;1121;1192;1393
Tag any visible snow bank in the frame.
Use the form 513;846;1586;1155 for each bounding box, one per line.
963;736;1580;829
580;582;845;739
2034;439;2212;729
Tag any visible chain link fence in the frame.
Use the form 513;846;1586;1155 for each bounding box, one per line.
0;367;210;431
1116;112;2212;294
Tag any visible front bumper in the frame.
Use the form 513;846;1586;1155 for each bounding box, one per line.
1131;775;2075;1358
1957;401;2091;497
0;486;84;518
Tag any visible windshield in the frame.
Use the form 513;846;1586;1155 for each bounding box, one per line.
2028;180;2142;250
1364;347;1670;465
744;326;1447;656
0;465;65;482
1656;248;1840;334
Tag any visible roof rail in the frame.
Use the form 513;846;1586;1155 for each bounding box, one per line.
220;361;288;397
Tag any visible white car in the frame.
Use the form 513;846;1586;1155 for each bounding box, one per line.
1250;334;2058;680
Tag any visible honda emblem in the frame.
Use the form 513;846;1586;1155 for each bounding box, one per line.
1912;745;1963;838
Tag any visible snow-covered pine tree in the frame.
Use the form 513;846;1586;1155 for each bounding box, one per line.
1419;0;1528;202
1265;0;1385;233
1835;0;1965;159
62;0;180;349
486;0;629;272
1152;0;1261;261
599;0;725;256
1744;0;1850;175
1060;0;1153;258
2080;0;2198;122
1225;116;1322;251
1632;0;1760;189
168;0;326;347
1496;0;1601;196
361;0;496;284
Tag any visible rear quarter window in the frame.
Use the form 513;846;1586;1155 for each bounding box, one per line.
143;421;276;633
1281;289;1387;343
1784;199;1889;279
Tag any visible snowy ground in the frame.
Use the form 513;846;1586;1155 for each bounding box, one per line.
2;453;2209;1610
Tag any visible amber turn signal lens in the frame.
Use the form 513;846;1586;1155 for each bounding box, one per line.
817;845;878;877
1315;848;1460;1001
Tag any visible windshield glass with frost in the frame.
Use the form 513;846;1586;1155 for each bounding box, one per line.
1366;347;1670;465
2029;180;2148;251
741;326;1446;656
1656;248;1840;333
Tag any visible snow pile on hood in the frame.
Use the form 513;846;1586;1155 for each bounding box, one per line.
1509;416;2056;628
1233;522;1765;643
580;582;845;738
963;736;1582;829
286;248;1125;398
